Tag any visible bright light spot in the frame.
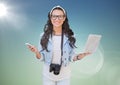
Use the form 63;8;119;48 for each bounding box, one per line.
0;3;29;30
0;3;7;17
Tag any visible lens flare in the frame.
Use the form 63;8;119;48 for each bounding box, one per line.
72;46;104;79
0;3;7;17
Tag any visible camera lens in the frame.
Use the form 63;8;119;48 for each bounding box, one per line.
49;63;61;75
54;70;59;75
49;64;55;72
54;64;61;75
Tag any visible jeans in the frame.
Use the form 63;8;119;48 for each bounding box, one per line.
43;76;70;85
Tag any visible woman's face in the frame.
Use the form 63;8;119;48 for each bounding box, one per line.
50;9;66;28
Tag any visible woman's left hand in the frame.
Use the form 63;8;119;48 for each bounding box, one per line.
73;52;91;61
79;52;91;58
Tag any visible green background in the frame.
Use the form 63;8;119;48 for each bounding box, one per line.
0;0;120;85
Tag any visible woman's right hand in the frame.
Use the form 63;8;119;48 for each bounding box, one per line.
26;43;41;59
26;43;38;53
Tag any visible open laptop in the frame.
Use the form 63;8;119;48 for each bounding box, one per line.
84;34;102;53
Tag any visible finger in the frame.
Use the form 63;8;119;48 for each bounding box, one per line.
31;47;34;51
26;45;31;50
84;52;91;56
29;45;34;50
27;45;34;51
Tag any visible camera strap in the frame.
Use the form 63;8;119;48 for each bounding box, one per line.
60;29;64;65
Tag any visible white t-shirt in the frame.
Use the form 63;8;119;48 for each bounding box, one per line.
43;35;71;81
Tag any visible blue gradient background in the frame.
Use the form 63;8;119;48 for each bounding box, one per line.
0;0;120;85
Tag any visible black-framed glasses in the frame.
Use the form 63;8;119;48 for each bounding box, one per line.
51;15;65;20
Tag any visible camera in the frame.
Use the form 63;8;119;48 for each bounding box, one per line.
49;63;61;75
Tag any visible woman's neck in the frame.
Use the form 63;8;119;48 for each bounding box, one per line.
53;27;62;35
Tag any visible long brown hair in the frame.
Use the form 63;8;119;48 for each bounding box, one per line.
40;6;76;51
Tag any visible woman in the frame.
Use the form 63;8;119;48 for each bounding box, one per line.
26;5;90;85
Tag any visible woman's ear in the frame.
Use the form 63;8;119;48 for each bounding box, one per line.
63;17;66;22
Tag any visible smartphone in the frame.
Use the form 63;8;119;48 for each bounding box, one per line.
25;43;32;46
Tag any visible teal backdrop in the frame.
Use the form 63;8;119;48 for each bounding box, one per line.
0;0;120;85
